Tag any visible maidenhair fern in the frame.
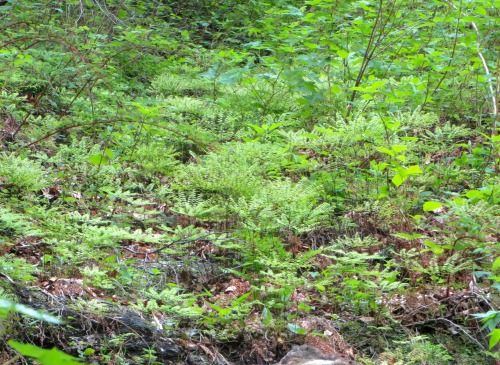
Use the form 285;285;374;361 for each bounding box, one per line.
231;178;331;234
151;72;211;96
176;141;291;199
161;95;207;115
0;207;40;238
171;191;221;221
0;153;49;192
132;139;179;176
0;255;36;282
133;286;204;318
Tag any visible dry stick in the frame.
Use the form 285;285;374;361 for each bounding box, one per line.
406;317;486;351
11;63;75;138
91;0;125;26
3;35;97;139
21;117;208;149
495;52;500;175
442;1;498;156
8;37;191;148
345;0;398;121
449;0;499;177
422;0;462;109
345;0;384;120
2;355;21;365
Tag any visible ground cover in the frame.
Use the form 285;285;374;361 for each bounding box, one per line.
0;1;499;364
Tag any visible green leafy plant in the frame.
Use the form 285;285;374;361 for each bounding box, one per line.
0;299;80;365
0;153;48;193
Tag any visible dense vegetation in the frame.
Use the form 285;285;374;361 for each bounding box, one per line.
0;0;499;364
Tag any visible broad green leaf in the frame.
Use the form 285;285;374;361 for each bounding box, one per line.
406;165;422;175
392;233;424;240
8;341;81;365
369;80;387;91
300;133;319;140
476;6;487;15
83;348;95;356
14;304;63;324
370;161;387;171
231;292;251;307
287;323;307;335
337;50;349;59
206;302;231;316
377;147;395;157
247;124;264;135
424;240;444;254
117;10;127;19
268;123;283;132
331;84;342;93
489;329;500;349
315;284;325;292
104;148;114;159
0;300;62;324
284;6;304;17
492;257;500;271
88;154;108;165
304;42;318;49
199;67;218;80
392;174;405;187
472;271;491;279
391;145;407;153
378;185;389;198
423;201;442;211
218;68;243;85
262;307;273;324
351;86;368;92
465;190;482;199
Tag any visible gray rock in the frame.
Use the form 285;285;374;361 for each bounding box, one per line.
276;345;350;365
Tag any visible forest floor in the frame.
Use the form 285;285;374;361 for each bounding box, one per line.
1;2;499;365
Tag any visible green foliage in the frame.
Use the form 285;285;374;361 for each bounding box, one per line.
0;154;48;193
176;141;289;198
8;341;81;365
231;178;330;234
379;335;454;364
132;286;204;318
152;69;212;95
1;0;499;363
0;299;61;324
171;191;222;221
0;207;39;239
0;255;36;282
0;299;79;365
130;140;179;176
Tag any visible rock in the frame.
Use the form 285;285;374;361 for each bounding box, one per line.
276;345;351;365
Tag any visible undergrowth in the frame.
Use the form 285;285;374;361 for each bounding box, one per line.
0;1;499;365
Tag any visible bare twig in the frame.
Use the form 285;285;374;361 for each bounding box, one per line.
442;0;498;125
406;317;486;350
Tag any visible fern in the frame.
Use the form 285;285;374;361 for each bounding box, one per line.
151;72;211;96
171;191;221;220
0;153;48;192
0;255;36;282
0;207;41;238
176;141;291;199
132;287;203;318
231;178;331;234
